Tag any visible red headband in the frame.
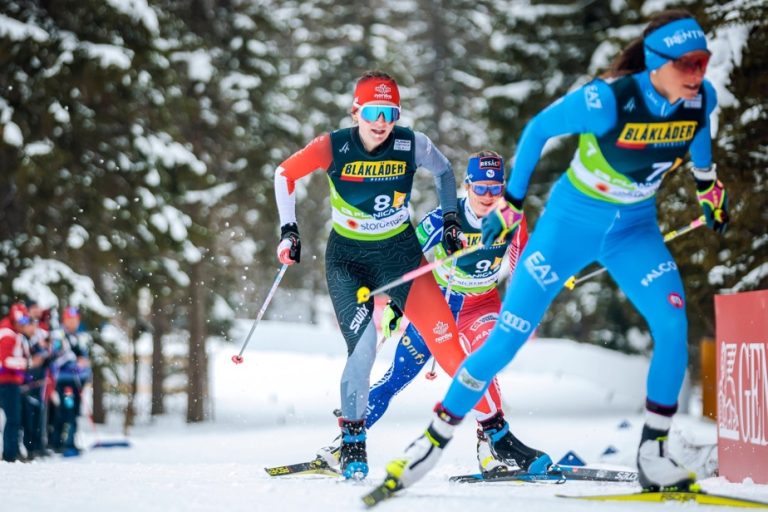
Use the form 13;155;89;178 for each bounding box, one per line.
352;77;400;110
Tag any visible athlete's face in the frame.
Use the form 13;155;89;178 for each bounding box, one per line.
354;102;398;152
466;180;503;218
652;50;709;103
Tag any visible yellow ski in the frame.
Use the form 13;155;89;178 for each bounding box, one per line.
558;490;768;508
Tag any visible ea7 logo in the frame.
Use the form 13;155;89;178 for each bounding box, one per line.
584;84;602;110
524;251;559;290
500;311;531;334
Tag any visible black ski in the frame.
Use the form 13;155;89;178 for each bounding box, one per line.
449;469;566;484
552;464;638;482
264;457;340;477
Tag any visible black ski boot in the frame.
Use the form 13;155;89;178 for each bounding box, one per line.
479;411;552;474
339;418;368;480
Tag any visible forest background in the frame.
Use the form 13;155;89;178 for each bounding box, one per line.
0;0;765;424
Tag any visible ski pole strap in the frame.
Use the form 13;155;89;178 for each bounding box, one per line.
563;215;705;290
357;244;481;303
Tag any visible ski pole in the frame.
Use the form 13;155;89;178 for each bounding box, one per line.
232;264;288;364
425;261;457;381
356;244;481;304
563;215;706;290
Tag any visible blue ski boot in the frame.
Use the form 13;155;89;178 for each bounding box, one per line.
339;418;368;480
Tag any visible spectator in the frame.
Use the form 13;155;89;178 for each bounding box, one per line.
49;307;91;454
21;312;52;459
0;303;34;462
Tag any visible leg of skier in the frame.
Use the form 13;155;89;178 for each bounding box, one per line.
384;196;605;489
325;233;381;480
602;219;696;491
458;293;550;475
367;323;431;428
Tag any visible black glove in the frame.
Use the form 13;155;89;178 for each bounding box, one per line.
442;211;465;255
277;223;301;264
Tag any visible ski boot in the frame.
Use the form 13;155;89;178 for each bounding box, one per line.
339;418;368;480
315;435;341;469
476;427;518;474
637;424;697;491
383;403;461;490
479;411;552;474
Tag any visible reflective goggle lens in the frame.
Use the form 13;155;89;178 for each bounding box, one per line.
470;184;504;196
359;105;401;123
673;52;710;74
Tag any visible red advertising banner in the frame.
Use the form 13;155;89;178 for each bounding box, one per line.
716;289;768;484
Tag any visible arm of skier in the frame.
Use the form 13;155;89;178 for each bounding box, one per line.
506;80;618;201
273;134;333;264
415;132;466;254
414;208;445;254
689;80;727;233
414;132;458;215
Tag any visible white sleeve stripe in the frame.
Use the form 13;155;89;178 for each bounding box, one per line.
274;166;297;226
691;165;717;181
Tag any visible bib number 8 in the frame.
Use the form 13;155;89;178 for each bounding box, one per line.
374;194;391;212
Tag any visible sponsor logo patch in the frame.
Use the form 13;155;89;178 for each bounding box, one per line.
457;367;486;391
401;335;427;365
394;139;411;151
668;292;684;309
616;121;697;149
500;311;531;333
433;321;453;344
524;251;559;290
641;260;678;287
349;305;368;333
584;84;602;110
684;94;703;109
340;160;407;181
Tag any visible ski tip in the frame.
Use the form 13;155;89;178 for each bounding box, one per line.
231;354;244;365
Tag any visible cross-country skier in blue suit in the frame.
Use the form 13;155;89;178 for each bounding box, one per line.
374;9;729;498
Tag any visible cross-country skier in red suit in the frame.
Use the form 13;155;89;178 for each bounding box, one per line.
273;70;469;479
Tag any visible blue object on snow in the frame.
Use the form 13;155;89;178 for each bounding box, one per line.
91;440;132;449
618;419;631;429
601;445;619;456
557;450;586;466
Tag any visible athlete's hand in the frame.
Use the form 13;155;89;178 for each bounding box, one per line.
696;179;729;234
381;301;403;338
442;212;466;255
481;194;524;248
277;223;301;264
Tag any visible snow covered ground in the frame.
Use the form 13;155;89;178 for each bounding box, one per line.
2;321;767;511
